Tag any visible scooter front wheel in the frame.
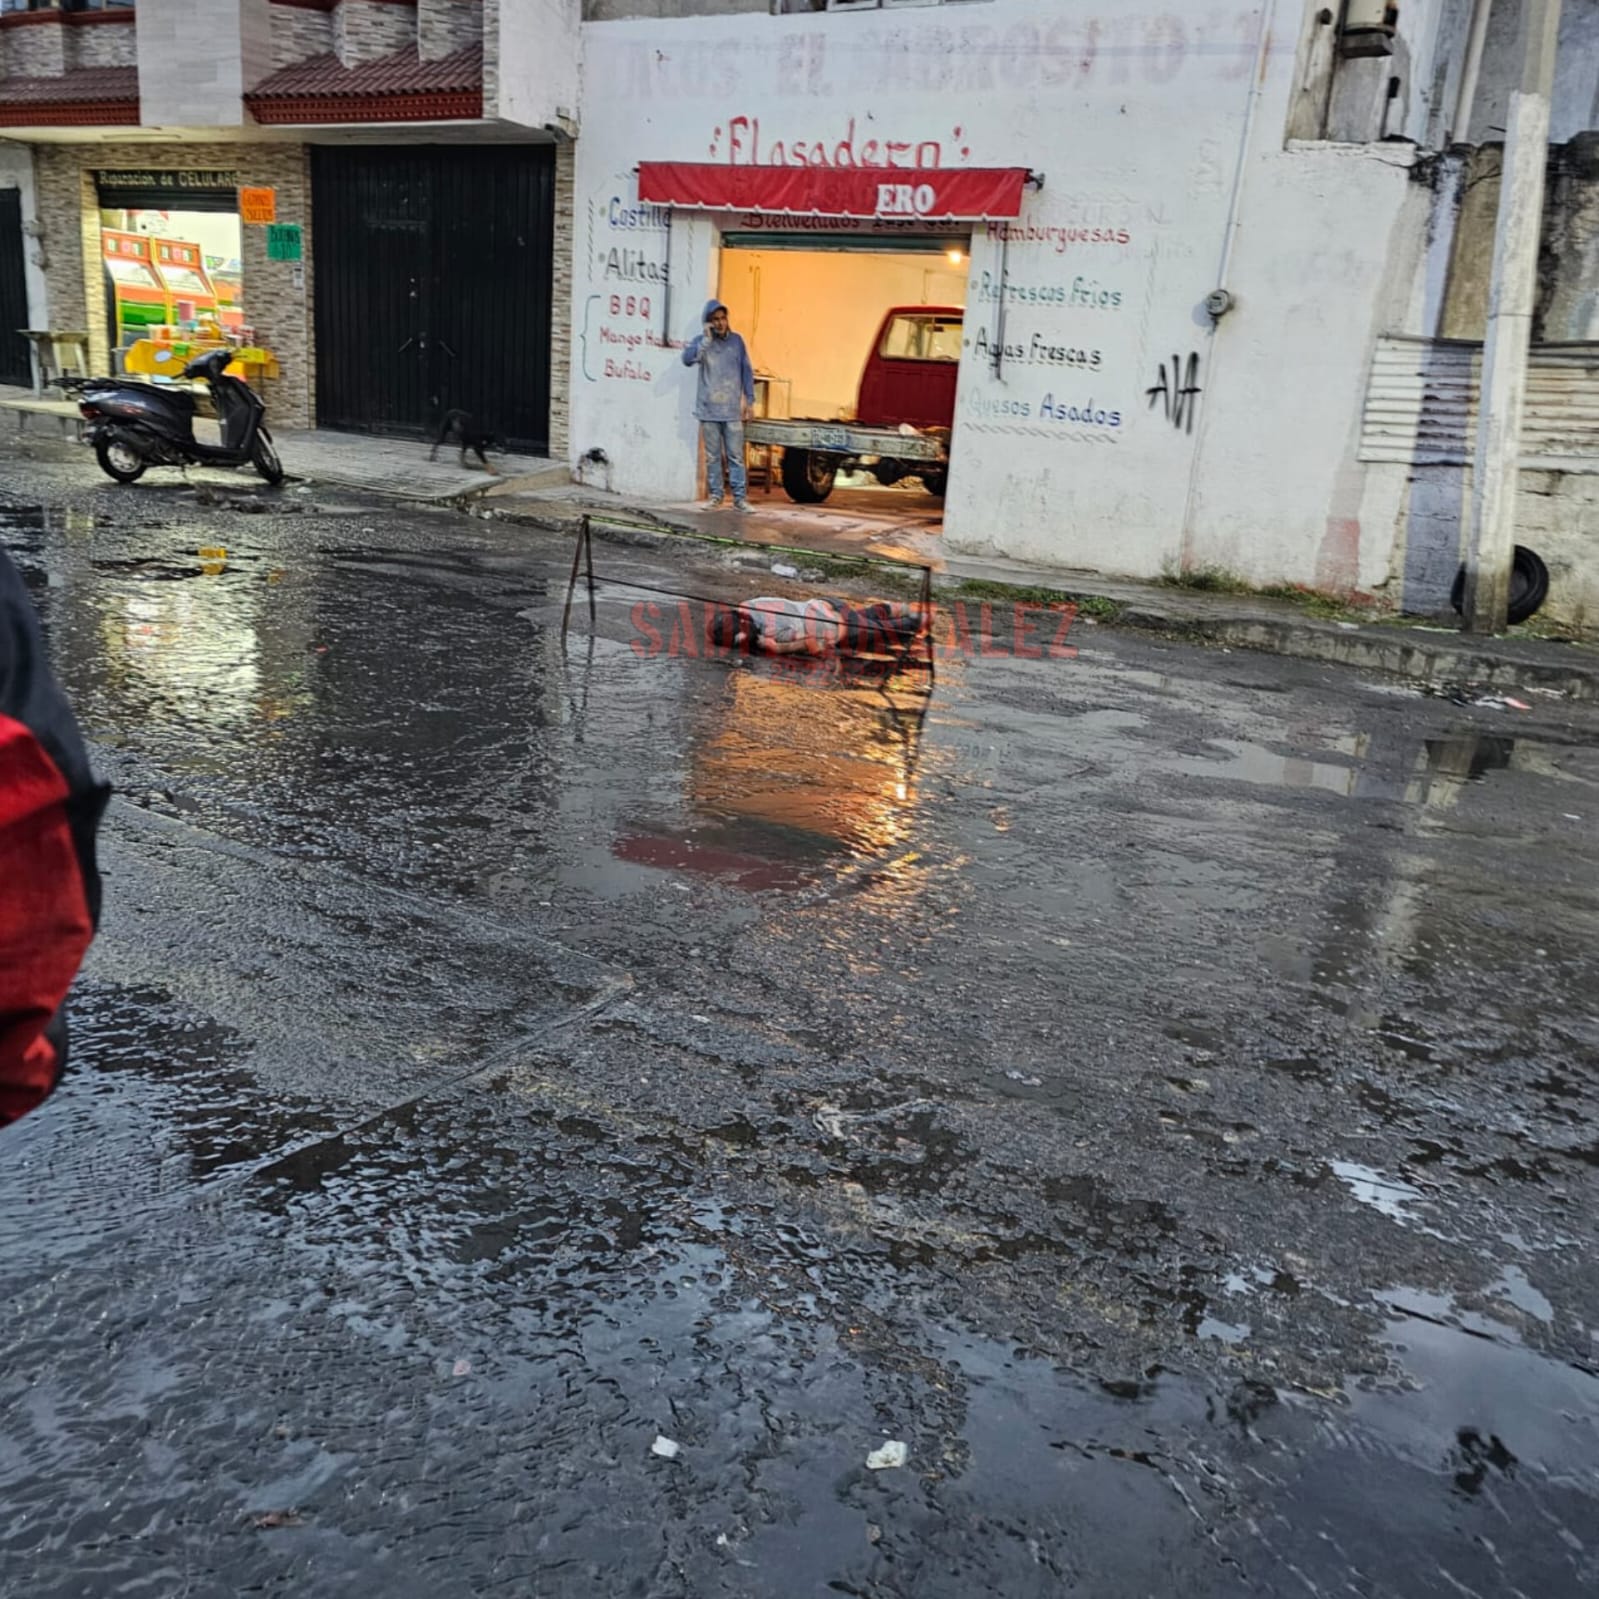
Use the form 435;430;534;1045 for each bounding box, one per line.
251;431;284;486
95;436;147;485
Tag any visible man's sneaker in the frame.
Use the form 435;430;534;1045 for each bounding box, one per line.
706;495;725;509
733;498;751;513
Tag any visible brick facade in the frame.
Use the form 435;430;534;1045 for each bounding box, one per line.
419;0;480;63
481;0;497;108
334;0;416;68
33;141;315;429
549;140;573;462
69;23;138;71
3;23;68;78
272;6;335;68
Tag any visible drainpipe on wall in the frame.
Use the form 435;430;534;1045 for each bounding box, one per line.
1175;0;1277;573
1462;0;1562;634
1451;0;1495;143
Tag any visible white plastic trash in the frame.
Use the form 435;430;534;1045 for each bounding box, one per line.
866;1440;908;1470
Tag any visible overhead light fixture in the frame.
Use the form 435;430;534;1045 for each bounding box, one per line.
946;248;965;265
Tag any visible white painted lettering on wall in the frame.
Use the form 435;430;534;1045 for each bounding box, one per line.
582;185;675;386
875;183;936;218
606;10;1264;101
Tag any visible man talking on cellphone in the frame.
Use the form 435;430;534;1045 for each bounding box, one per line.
681;299;756;512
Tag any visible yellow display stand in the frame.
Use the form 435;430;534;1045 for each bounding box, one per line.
123;340;280;383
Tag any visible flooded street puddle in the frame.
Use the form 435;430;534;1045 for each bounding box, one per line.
4;478;1598;1595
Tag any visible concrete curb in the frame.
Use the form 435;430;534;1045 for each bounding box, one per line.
480;500;1599;701
1107;604;1599;701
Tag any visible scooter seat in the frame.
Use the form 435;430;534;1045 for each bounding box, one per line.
88;380;197;415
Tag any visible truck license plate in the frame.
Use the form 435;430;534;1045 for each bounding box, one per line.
813;426;849;450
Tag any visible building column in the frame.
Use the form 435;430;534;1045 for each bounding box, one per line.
549;141;573;462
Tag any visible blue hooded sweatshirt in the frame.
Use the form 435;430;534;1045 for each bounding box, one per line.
681;298;755;423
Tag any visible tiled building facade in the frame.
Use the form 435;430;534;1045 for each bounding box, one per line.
31;139;316;425
2;0;574;459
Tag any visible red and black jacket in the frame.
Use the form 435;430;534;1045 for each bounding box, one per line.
0;549;107;1130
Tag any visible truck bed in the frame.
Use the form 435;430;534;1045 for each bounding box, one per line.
744;417;946;463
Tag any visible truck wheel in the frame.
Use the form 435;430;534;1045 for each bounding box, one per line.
921;470;948;499
781;448;836;505
95;436;147;484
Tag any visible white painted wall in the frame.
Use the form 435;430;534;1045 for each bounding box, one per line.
571;2;1452;588
498;0;580;129
0;140;47;334
137;0;272;128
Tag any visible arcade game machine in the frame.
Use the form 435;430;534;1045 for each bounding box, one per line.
102;230;170;350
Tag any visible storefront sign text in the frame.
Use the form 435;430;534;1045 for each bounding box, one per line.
98;169;239;193
266;224;303;263
241;188;278;225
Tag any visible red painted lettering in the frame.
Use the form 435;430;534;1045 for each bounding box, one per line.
1013;606;1042;661
630;601;663;658
728;116;757;164
946;601;974;660
979;603;1008;659
667;602;700;658
1049;604;1080;660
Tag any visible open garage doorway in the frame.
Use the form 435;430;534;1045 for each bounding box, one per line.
716;230;969;552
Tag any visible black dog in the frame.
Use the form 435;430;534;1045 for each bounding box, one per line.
428;410;502;474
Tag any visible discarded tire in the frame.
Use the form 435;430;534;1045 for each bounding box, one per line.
1451;545;1550;626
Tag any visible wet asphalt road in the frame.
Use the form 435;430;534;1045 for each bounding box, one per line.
1;444;1596;1598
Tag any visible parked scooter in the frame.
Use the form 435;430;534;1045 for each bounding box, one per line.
76;349;283;486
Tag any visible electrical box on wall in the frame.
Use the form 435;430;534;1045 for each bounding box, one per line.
1340;1;1399;58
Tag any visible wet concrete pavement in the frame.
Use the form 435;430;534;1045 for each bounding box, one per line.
1;446;1597;1597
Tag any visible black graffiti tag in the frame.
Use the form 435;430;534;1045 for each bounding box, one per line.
1147;353;1203;434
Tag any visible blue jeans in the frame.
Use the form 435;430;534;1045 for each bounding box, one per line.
700;419;747;502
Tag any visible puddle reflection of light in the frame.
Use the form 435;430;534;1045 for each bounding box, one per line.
614;663;932;899
1331;1160;1424;1223
1171;737;1362;796
693;668;923;859
102;583;264;726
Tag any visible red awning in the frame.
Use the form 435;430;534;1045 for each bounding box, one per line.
637;163;1029;222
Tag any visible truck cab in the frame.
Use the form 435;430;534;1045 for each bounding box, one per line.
744;303;963;504
855;306;963;432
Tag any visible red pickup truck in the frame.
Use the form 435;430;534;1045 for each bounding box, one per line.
745;305;960;504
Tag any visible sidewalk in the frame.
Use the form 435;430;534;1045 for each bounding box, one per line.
275;428;569;503
485;481;1599;702
0;386;566;504
11;385;1590;701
